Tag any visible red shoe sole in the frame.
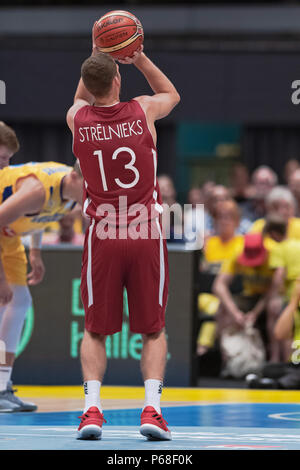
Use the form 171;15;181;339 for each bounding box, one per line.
77;424;102;440
140;423;172;441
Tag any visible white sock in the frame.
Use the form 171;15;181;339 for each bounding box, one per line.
0;366;12;391
144;379;163;414
83;380;102;413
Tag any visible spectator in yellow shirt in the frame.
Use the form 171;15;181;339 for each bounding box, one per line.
213;216;287;365
197;200;243;355
247;277;300;389
250;186;300;244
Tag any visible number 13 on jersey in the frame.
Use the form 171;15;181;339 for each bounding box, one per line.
93;146;140;191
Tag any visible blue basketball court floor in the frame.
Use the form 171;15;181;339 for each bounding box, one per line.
0;386;300;450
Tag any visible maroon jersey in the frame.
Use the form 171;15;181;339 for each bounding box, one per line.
73;99;162;227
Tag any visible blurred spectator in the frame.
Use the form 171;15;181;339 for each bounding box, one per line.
242;165;278;223
213;227;285;376
184;186;205;249
284;158;300;185
247;277;300;390
267;212;300;362
42;213;85;245
196;200;244;356
203;200;244;274
157;174;177;207
202;181;216;203
229;163;255;204
250;186;300;243
206;185;252;235
288;168;300;216
57;213;85;244
205;185;231;235
157;174;184;243
262;215;291;362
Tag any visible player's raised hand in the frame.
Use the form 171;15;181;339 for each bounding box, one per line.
117;46;144;65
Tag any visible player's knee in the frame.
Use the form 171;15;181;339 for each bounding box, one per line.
142;328;166;341
83;329;107;342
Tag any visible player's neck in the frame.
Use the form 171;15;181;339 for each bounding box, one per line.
94;91;120;107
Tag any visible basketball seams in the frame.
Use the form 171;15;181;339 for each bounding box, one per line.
94;25;137;41
97;11;138;25
98;32;143;54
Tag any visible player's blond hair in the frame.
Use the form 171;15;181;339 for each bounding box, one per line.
0;121;20;154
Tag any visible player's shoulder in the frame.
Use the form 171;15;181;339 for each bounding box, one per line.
133;95;152;105
0;162;36;182
132;95;155;113
67;99;91;132
37;161;71;172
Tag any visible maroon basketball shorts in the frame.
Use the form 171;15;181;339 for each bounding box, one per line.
81;219;169;335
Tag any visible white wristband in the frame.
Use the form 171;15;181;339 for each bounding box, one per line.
30;231;43;250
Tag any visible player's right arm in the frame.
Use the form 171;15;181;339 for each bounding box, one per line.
0;176;45;228
124;51;180;122
118;48;180;119
133;52;180;120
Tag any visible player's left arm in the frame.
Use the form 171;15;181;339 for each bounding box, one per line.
66;31;99;134
0;176;45;228
66;94;91;134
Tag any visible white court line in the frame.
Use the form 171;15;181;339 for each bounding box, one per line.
269;412;300;421
1;429;300;443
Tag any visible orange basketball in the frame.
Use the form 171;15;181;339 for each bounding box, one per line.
93;10;144;60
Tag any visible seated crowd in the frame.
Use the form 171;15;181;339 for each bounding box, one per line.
158;161;300;389
38;159;300;389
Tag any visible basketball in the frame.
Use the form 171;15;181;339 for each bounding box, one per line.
93;10;144;60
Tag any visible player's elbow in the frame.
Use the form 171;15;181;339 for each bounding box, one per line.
66;109;74;132
172;91;181;106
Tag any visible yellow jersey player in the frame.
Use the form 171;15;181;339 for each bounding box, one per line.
0;158;83;412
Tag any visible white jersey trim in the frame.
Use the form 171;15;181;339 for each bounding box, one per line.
87;219;95;308
155;217;165;307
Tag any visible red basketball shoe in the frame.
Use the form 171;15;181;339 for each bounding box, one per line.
140;406;172;440
77;406;106;440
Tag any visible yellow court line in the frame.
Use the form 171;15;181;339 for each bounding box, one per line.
14;385;300;404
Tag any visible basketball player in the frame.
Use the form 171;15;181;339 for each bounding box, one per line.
67;41;180;440
0;160;83;412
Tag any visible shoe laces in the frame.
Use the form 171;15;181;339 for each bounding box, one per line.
78;411;107;423
149;410;168;426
